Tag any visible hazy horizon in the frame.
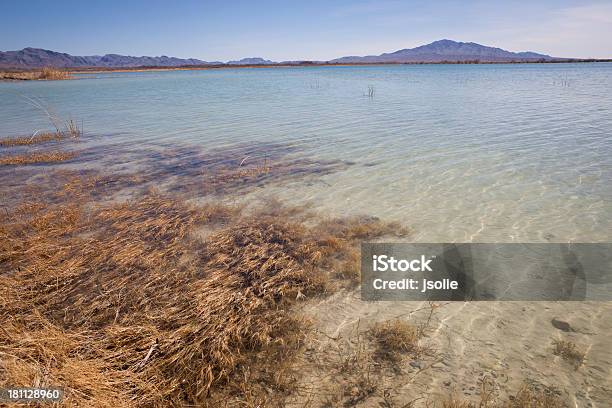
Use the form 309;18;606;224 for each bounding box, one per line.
2;1;612;61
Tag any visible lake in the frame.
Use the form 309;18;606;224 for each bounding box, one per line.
1;63;611;242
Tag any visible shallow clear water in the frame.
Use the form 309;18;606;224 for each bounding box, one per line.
1;63;611;242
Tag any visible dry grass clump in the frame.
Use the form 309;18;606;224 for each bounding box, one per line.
128;141;351;198
336;246;361;281
0;68;71;80
39;67;71;80
0;169;406;407
320;216;409;241
368;303;436;364
341;374;378;407
507;385;565;408
369;319;422;362
0;102;81;170
0;170;147;213
0;71;41;80
321;307;438;407
437;380;565;408
552;339;585;368
20;96;82;140
440;396;473;408
323;329;379;408
4;140;348;200
0;150;78;165
0;131;65;147
0;108;81;166
314;216;409;285
208;160;271;183
195;159;336;196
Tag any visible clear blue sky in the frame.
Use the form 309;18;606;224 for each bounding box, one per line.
2;0;611;61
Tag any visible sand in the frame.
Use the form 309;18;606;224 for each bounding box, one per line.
288;291;612;407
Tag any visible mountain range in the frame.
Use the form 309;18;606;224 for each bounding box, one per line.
0;47;220;68
0;40;563;69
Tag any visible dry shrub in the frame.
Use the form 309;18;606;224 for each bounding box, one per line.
39;67;71;80
0;170;405;407
552;339;585;368
369;319;422;362
0;151;78;165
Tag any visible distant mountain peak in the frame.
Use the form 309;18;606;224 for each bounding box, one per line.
431;39;456;45
227;57;275;65
331;39;556;63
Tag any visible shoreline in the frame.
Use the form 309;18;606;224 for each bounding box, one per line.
1;58;611;80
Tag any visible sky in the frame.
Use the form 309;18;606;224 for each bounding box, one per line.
1;0;611;61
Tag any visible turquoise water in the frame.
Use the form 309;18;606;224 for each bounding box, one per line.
1;63;611;242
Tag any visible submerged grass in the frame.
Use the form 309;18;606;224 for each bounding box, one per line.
0;150;78;165
370;319;422;363
0;167;405;407
437;382;565;408
0;131;64;147
552;339;586;368
0;117;575;407
0;101;81;168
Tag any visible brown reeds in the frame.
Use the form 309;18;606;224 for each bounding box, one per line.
0;151;78;165
39;67;71;80
436;377;565;408
0;103;81;166
0;68;71;81
0;132;64;147
552;339;585;368
0;169;406;407
369;319;422;363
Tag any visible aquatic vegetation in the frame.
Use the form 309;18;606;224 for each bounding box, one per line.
552;339;585;368
39;67;71;80
0;115;577;407
506;384;565;408
0;165;406;406
0;150;78;165
0;131;65;147
0;67;71;81
369;319;423;363
438;382;565;408
82;141;352;198
21;96;82;139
